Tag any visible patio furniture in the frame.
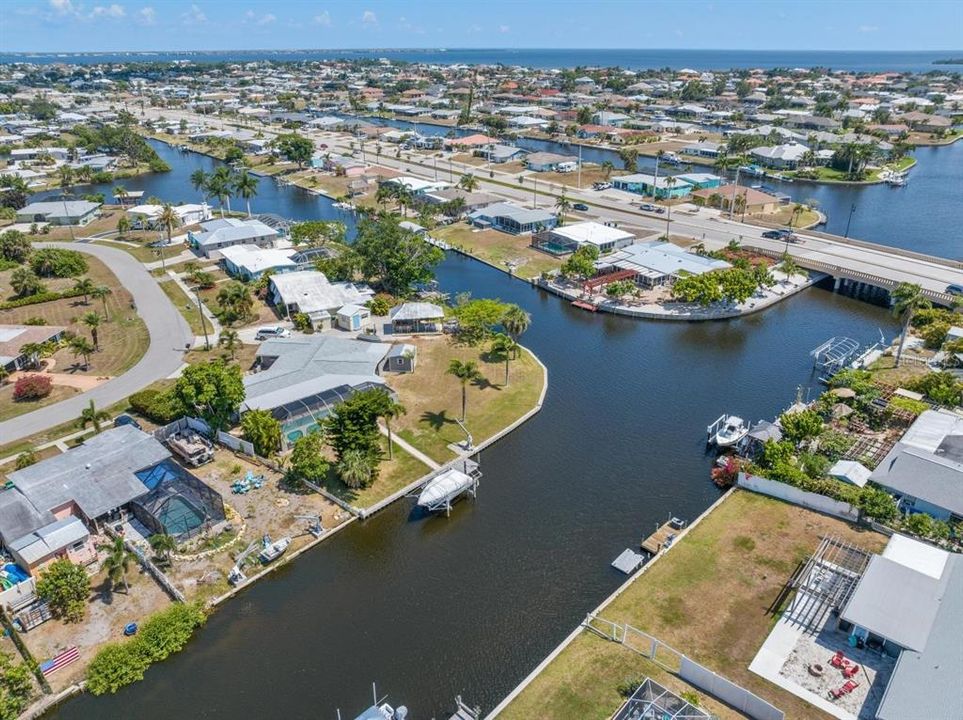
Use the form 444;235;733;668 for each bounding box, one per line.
808;663;825;677
843;664;861;679
830;680;859;700
830;651;847;668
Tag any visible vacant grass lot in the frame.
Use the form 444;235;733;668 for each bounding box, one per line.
157;277;209;335
499;490;886;720
91;240;186;264
0;256;149;377
434;224;562;280
390;336;545;463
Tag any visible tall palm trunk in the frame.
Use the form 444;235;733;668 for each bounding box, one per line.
386;419;394;460
461;383;468;421
504;357;510;386
246;199;252;217
895;311;912;367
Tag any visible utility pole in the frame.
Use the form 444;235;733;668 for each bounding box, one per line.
729;165;741;221
844;203;856;238
577;143;582;191
532;177;537;208
194;286;210;350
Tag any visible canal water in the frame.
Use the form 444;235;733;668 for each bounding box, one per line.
47;142;902;719
329;115;963;259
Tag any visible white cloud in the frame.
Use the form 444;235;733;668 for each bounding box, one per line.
361;9;377;25
49;0;77;15
181;3;206;24
257;12;276;25
858;24;879;33
498;24;510;33
468;23;482;33
313;10;331;26
137;6;156;24
91;4;126;18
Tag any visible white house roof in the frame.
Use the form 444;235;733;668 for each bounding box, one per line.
270;270;373;316
750;142;809;162
389;302;445;321
599;241;730;279
220;244;298;275
550;221;634;247
882;533;949;580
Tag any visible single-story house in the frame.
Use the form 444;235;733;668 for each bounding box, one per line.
680;141;722;159
421;189;502;213
389;302;445;334
674;173;722;190
269;270;374;329
524;152;579;172
532;221;635;255
596;241;730;288
384;343;416;373
838;534;962;720
869;409;963;523
382;176;451;196
1;425;226;573
898;111;952;132
0;325;67;372
219;244;299;281
444;133;499;150
473;144;526;164
468;202;558;235
749;142;810;170
189;218;280;258
690;185;780;215
612;173;693;199
16;200;102;226
242;335;391;444
126;203;211;230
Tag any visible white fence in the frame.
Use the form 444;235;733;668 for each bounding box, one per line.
217;431;255;457
680;657;784;720
153;416;212;441
0;577;36;613
737;473;860;522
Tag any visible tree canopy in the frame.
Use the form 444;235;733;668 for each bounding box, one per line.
172;360;244;431
36;559;91;623
353;214;444;295
274;133;314;168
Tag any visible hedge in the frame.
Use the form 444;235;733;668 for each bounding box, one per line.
86;603;206;695
0;288;85;310
128;388;184;424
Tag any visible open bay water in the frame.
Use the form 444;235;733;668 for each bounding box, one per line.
42;140;908;718
2;48;961;72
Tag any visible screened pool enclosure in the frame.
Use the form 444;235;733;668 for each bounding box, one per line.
133;460;226;542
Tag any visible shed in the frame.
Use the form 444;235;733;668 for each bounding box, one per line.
829;459;871;487
335;304;370;332
384;343;416;373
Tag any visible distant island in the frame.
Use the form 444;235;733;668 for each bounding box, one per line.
933;58;963;65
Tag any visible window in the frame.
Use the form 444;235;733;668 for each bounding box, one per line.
71;540;87;551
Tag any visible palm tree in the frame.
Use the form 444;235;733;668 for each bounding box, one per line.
458;173;479;192
338;449;372;489
105;537;136;593
90;285;113;320
892;283;931;367
447;359;483;422
779;252;802;280
73;277;95;304
11;267;43;297
0;367;8;386
653;149;666;199
218;329;240;359
81;311;101;348
618;146;639;171
112;185;128;205
149;534;177;565
78;399;110;432
600;160;615;180
378;396;407;461
18;342;46;370
58;165;74;190
554;192;571;223
788;203;805;233
69;336;95;370
190;169;209;203
503;304;531;341
206;167;233;216
216;282;254;324
233;172;260;217
491;333;519;386
375;183;397;211
158;204;180;244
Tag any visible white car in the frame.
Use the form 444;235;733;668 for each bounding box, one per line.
255;326;291;341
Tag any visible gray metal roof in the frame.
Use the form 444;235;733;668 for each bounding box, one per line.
389;302;445;322
469;202;556;226
243;336;389;412
841;555;947;652
0;489;54;546
870;444;963;516
193;218;278;247
6;425;170;522
875;556;963;720
9;516;88;565
17;200;101;217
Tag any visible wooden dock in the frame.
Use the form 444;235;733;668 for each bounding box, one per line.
571;300;598;312
641;517;686;555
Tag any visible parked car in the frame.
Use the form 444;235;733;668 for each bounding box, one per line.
255;326;291;340
762;229;789;239
639;203;665;214
592;182;611;191
947;284;963;296
573;203;589;211
113;414;142;430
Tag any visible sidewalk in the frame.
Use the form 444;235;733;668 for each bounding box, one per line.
167;270;223;346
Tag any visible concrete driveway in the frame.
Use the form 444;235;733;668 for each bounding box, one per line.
0;242;193;445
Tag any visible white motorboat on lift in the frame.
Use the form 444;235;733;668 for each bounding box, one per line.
712;415;749;447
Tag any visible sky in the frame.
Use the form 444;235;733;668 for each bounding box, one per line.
1;0;961;53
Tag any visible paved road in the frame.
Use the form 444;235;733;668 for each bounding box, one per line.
0;242;193;444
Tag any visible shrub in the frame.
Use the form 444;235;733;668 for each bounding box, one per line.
13;374;53;401
14;449;38;470
291;312;312;332
920;321;950;349
22;316;48;326
85;643;148;696
128;388;183;424
908;371;963;406
779;409;823;444
30;248;88;278
367;293;394;316
35;559;90;623
0;289;85;310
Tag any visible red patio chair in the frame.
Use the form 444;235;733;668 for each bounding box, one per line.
829;651;846;668
843;664;861;678
830;680;859;699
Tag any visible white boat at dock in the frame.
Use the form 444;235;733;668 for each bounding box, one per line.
258;534;291;563
706;414;749;447
332;201;356;210
415;460;481;515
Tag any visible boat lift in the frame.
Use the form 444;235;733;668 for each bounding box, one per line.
408;458;482;516
227;539;260;586
811;336;860;376
295;514;324;538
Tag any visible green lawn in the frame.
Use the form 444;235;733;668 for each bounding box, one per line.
320;437;431;510
157;277;209;335
92;240;184;264
499;490;887;720
0;384;80;422
390;337;545;463
433;224;562;280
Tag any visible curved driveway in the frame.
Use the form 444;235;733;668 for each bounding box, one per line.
0;242;193;444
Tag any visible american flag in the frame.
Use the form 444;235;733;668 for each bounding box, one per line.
40;646;79;676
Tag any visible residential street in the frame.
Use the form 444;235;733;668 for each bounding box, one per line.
0;242;193;444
